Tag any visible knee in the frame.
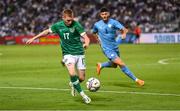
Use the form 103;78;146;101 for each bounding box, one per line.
68;70;76;76
119;64;126;68
79;76;85;82
66;64;76;75
116;61;125;68
112;63;118;68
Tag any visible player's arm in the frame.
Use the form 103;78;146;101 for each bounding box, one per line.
114;20;128;39
26;29;50;44
81;32;90;49
92;33;100;44
92;24;100;44
119;28;128;39
76;22;90;49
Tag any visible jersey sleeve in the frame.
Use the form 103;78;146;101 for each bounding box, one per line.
114;20;124;30
75;22;85;35
49;23;58;33
92;23;98;33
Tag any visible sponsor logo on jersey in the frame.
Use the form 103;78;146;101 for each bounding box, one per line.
59;28;68;32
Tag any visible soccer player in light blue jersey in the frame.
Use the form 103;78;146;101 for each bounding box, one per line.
92;8;144;86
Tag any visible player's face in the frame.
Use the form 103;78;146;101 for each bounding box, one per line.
100;12;110;21
63;15;74;26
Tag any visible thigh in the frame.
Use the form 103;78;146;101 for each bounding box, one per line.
103;49;125;67
63;55;76;65
113;57;126;68
76;55;86;70
62;55;76;75
76;55;86;82
103;49;120;61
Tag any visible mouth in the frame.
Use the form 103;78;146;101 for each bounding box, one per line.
103;17;108;20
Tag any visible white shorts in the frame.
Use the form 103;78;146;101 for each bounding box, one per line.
62;55;86;70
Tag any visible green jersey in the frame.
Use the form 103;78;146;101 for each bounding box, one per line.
50;20;85;55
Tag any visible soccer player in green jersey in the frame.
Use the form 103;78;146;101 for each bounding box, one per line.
26;9;91;104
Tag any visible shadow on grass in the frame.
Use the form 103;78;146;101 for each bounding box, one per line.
112;82;137;88
112;82;147;90
73;94;112;107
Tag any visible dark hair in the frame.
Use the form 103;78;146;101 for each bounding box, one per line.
100;7;109;13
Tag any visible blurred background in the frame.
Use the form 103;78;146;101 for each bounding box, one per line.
1;1;180;109
0;0;180;44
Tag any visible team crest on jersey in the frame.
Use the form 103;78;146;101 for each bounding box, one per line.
108;24;112;28
69;28;75;33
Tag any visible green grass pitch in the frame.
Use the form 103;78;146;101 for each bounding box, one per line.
0;44;180;110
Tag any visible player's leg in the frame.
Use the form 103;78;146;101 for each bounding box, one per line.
137;36;140;44
112;56;144;86
106;49;144;86
65;62;91;103
135;35;140;44
77;69;91;103
76;55;91;103
100;61;117;68
63;55;77;96
113;57;136;80
77;69;85;82
63;55;87;97
96;61;117;75
96;50;118;75
76;55;86;82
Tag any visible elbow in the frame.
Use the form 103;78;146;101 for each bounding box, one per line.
124;28;128;33
86;37;90;44
44;29;50;35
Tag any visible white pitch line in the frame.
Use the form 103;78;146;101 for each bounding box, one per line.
0;86;69;91
158;58;180;65
0;86;180;97
98;90;180;97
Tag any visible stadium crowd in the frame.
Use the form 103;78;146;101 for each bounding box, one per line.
0;0;180;36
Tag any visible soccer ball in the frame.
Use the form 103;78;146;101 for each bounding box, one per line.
86;77;100;92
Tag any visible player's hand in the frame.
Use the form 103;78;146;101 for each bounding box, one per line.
96;38;100;44
26;38;35;44
121;34;126;39
83;43;89;49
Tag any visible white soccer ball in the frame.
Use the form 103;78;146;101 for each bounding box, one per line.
86;77;100;92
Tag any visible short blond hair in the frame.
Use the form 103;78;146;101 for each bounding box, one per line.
62;9;74;17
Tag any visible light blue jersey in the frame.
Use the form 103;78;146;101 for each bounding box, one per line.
93;18;141;83
93;18;124;51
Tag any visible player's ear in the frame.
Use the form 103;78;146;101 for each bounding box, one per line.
98;12;102;18
59;12;62;19
107;12;110;16
62;15;66;20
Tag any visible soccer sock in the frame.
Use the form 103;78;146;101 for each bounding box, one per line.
70;75;82;93
101;61;113;68
80;91;86;97
120;66;137;81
